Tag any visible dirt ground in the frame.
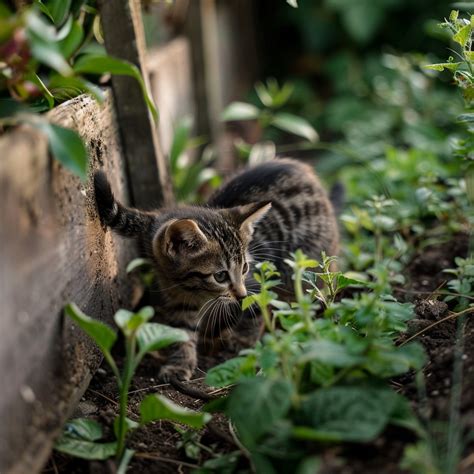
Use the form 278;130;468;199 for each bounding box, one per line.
42;234;473;474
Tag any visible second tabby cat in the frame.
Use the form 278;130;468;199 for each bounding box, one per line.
94;158;339;381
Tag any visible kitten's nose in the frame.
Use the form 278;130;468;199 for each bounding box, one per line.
232;284;247;300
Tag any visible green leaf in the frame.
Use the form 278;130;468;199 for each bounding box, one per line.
205;356;255;388
46;0;72;25
64;303;117;354
298;340;365;368
140;394;211;428
272;113;318;142
126;258;152;273
58;20;84;58
453;23;472;47
55;437;117;460
424;62;461;72
170;117;192;174
113;416;139;438
286;0;298;7
34;123;88;181
293;386;401;442
136;323;189;356
48;75;105;103
221;102;260;121
63;418;103;442
26;12;73;76
55;417;117;460
114;307;154;337
336;274;367;289
73;55;158;121
226;378;293;447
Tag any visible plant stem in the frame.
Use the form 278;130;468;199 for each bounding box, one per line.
116;337;136;461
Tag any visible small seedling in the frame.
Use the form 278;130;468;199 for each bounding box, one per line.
55;303;211;470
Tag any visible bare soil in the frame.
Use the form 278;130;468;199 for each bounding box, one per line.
43;234;473;474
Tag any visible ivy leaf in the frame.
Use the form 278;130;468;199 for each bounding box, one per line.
140;394;211;428
221;102;260;121
272;113;319;142
64;303;116;355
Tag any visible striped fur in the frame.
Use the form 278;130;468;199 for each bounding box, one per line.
94;159;339;381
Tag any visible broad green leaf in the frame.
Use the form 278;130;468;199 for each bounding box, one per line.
205;356;255;388
63;418;103;441
424;62;461;72
221;102;260;121
64;303;117;354
73;55;158;121
136;323;189;355
298;340;365;368
287;0;298;8
453;23;472;47
226;378;293;447
195;451;241;473
46;0;72;25
336;274;367;289
272;113;318;142
140;394;211;428
26;12;73;76
114;307;154;337
255;82;274;107
294;386;400;442
34;123;88;180
54;436;117;460
58;20;84;58
126;258;152;273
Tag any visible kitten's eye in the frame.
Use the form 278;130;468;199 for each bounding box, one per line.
214;271;229;283
242;262;249;274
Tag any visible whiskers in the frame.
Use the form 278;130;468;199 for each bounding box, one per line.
196;296;242;344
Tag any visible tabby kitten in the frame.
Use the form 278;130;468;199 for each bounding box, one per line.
94;158;339;381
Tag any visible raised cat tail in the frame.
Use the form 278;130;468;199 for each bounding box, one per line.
93;171;151;237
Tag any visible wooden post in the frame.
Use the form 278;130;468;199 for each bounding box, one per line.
98;0;174;209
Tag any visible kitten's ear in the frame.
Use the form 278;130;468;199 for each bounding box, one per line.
229;201;272;237
162;219;208;257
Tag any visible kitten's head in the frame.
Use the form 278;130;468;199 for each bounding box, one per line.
152;202;271;307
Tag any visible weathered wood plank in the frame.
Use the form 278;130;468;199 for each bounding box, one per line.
98;0;174;210
0;94;137;474
147;37;194;154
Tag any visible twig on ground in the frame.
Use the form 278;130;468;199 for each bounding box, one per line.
135;453;199;469
169;376;218;400
88;388;119;406
400;307;474;346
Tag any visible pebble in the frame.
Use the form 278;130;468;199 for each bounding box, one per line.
73;401;98;417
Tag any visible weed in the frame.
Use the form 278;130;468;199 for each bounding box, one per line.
55;304;210;470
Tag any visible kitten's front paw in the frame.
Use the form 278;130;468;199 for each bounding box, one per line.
159;364;193;382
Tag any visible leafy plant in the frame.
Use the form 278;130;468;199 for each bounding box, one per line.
56;303;210;469
169;117;221;202
205;253;424;471
0;1;158;180
222;79;319;144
